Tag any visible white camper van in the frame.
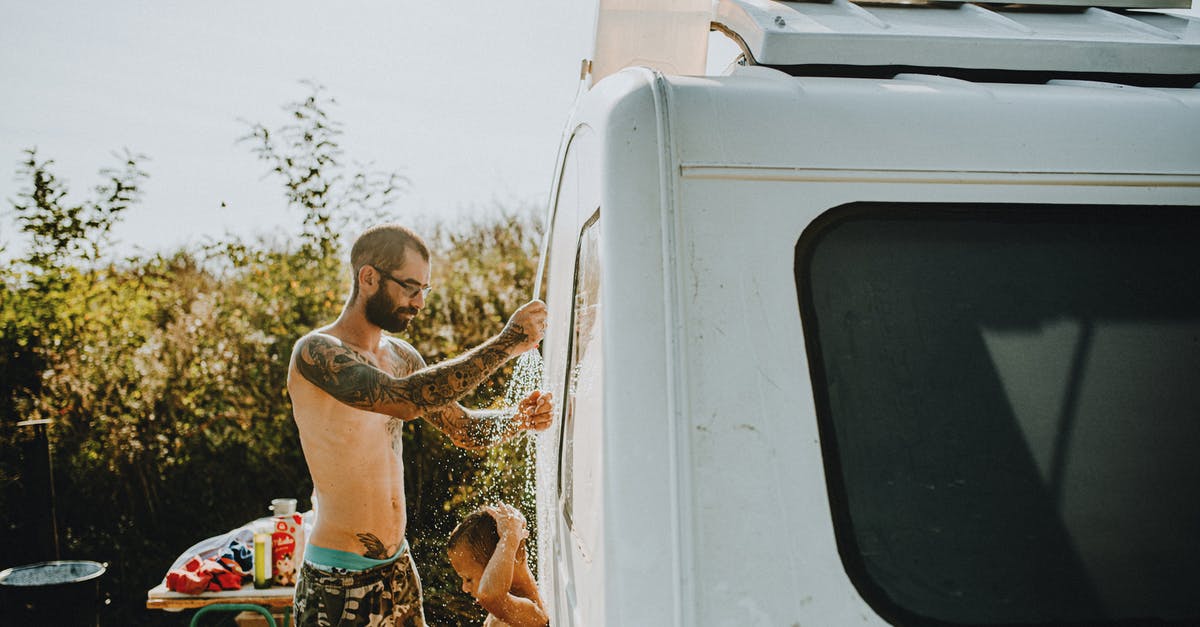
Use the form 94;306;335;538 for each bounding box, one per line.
532;0;1200;625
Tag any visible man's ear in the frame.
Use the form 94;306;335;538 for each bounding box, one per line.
357;264;378;291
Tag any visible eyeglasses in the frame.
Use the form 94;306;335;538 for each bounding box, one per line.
371;266;432;299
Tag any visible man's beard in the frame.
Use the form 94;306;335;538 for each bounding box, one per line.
365;289;418;333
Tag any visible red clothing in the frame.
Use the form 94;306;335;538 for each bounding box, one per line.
166;555;246;594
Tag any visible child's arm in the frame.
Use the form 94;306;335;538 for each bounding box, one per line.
477;504;549;627
476;504;523;605
510;541;547;614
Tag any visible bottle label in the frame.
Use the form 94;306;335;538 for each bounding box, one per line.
271;514;302;586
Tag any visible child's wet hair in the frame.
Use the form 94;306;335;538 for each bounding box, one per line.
448;508;500;566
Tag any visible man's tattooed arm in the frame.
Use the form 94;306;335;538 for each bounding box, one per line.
423;404;525;450
293;325;530;420
293;334;417;417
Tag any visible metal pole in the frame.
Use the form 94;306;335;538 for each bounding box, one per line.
16;418;59;560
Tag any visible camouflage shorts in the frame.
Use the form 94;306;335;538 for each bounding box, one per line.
293;548;427;627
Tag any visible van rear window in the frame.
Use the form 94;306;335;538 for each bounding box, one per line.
795;203;1200;625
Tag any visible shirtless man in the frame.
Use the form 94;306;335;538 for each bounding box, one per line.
287;224;553;626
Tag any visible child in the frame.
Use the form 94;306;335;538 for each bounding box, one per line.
447;503;549;627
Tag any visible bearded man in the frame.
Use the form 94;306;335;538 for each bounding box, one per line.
287;223;552;626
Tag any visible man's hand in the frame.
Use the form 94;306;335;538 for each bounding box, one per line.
514;390;554;432
499;300;548;355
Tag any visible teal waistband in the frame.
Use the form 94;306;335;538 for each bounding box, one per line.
305;540;407;572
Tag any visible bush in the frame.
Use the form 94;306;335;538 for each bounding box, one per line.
0;85;545;626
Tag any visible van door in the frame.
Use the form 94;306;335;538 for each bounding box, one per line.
536;129;605;627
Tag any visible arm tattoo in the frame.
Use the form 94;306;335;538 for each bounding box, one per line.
295;335;420;413
423;405;524;450
400;320;531;407
295;327;528;419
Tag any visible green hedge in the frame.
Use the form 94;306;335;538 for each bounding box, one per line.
1;85;545;626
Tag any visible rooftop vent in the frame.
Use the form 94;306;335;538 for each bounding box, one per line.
716;0;1200;78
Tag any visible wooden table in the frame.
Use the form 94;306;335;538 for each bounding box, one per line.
146;582;294;626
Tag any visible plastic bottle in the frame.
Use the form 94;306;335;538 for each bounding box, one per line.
270;498;304;587
253;521;273;589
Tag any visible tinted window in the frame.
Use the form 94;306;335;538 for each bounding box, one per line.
796;203;1200;625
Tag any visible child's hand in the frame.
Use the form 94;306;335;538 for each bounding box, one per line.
486;503;529;542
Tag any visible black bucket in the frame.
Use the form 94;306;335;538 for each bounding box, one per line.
0;560;106;626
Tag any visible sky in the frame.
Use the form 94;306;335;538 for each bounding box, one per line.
2;1;1196;261
0;1;598;259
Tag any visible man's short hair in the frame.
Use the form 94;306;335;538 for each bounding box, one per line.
447;508;500;566
349;223;430;295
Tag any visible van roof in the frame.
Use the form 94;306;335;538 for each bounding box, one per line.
716;0;1200;77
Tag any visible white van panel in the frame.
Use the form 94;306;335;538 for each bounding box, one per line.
594;70;689;626
662;72;1200;175
538;70;692;625
538;64;1200;626
670;173;1198;625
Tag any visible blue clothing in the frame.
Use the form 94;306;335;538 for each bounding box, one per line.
220;539;254;573
304;541;406;573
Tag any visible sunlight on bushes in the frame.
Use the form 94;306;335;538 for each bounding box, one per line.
0;83;543;627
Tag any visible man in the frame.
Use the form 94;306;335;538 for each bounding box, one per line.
287;223;553;626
